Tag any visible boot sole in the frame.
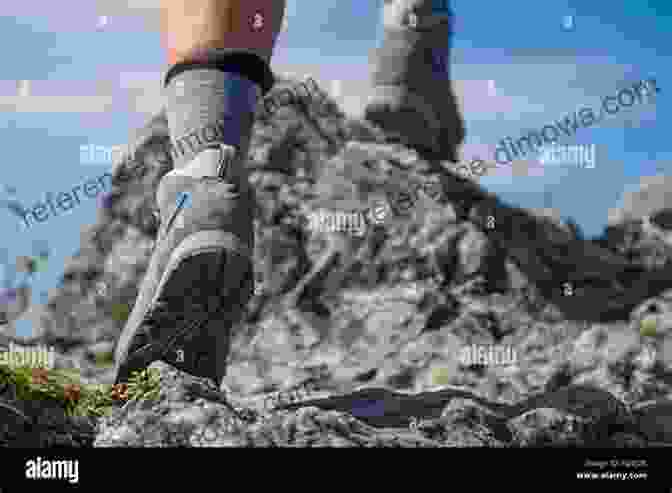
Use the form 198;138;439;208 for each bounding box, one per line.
114;230;252;385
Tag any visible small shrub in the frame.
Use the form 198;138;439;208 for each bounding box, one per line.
0;362;162;418
430;366;452;386
640;317;658;338
93;351;115;367
126;367;162;402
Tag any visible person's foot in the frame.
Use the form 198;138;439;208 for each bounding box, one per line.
365;0;464;162
113;143;255;386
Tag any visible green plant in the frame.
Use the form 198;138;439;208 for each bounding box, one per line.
126;367;162;402
0;362;162;419
430;366;452;386
0;364;85;415
74;384;117;417
640;317;658;338
93;351;115;367
111;303;131;323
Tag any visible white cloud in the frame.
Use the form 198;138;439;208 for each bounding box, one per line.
96;15;109;29
117;71;164;117
93;0;162;29
17;80;31;98
91;0;298;31
0;72;162;116
0;95;114;113
118;71;162;89
90;0;309;30
94;0;161;15
608;173;672;224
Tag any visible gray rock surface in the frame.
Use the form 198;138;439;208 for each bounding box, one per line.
4;76;672;447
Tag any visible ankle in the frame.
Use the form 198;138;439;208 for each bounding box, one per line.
165;69;258;172
164;51;274;172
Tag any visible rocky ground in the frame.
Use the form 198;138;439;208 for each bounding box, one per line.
1;76;671;447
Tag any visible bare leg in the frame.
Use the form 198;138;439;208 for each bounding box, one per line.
160;0;286;66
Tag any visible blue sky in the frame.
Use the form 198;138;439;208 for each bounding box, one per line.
0;0;668;336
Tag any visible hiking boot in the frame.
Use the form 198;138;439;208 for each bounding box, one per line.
365;0;464;162
114;143;255;386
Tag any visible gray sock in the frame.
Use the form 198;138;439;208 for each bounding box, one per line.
164;69;261;170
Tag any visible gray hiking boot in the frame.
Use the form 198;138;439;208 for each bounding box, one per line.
113;143;255;386
366;0;464;162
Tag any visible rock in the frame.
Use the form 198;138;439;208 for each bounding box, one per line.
84;340;116;364
440;397;513;444
631;399;672;444
606;432;648;447
649;208;672;230
0;386;96;447
95;362;253;447
608;175;672;225
515;384;629;425
423;302;461;332
508;407;597;446
457;227;490;278
8;75;672;449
